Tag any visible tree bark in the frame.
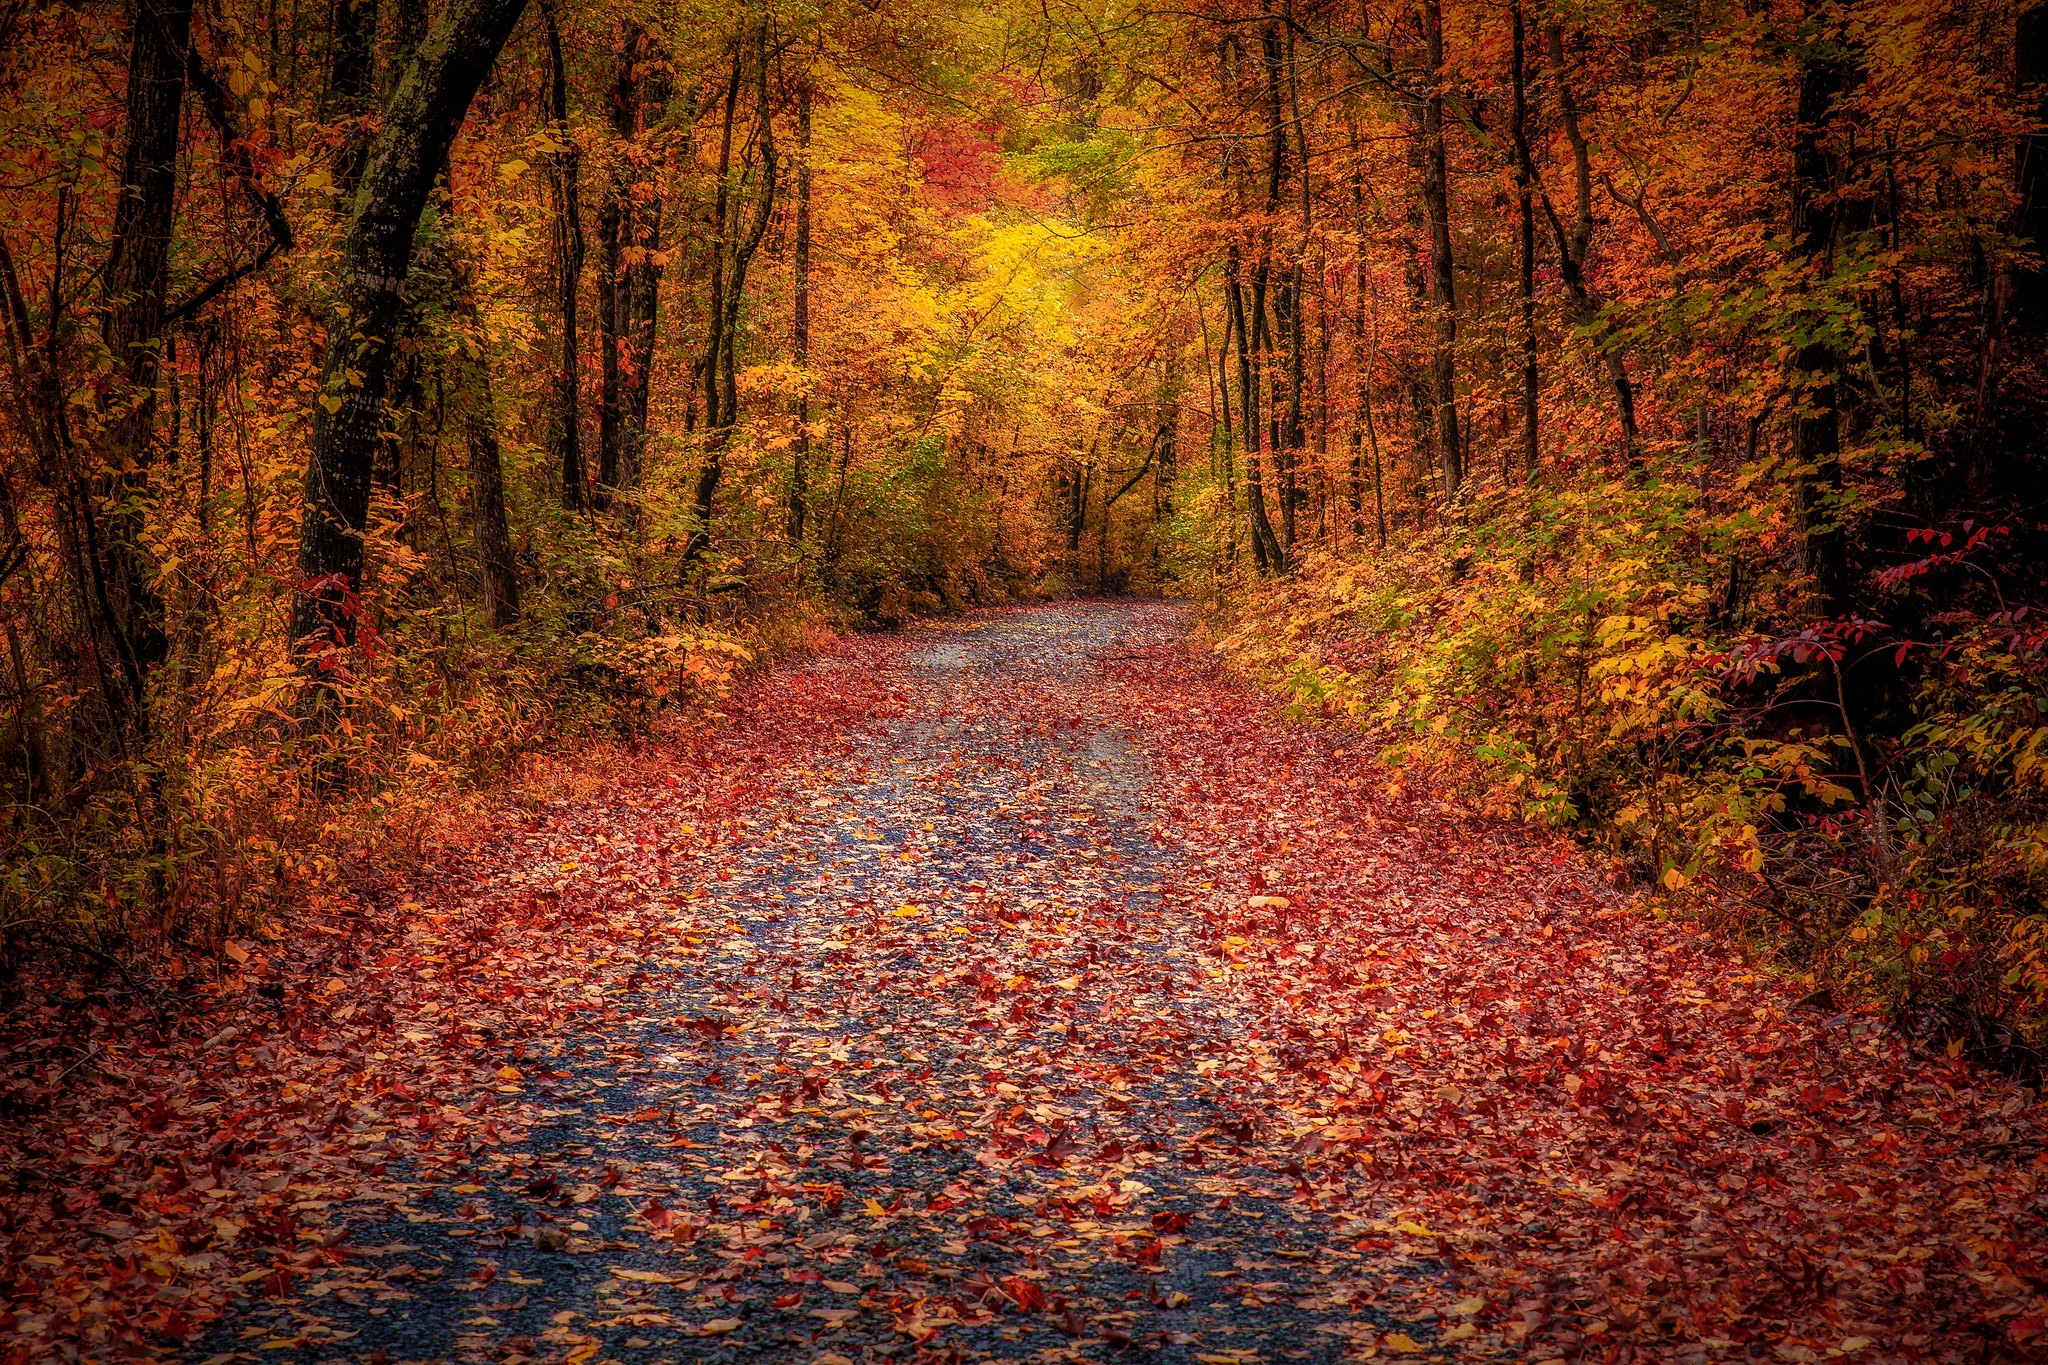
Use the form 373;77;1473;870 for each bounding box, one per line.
1419;0;1462;498
683;24;776;564
86;0;195;736
291;0;532;651
1511;2;1540;480
1540;25;1639;465
328;0;377;200
1227;248;1281;573
788;76;812;543
452;290;520;626
1789;29;1850;609
619;45;670;491
596;27;634;491
540;0;585;510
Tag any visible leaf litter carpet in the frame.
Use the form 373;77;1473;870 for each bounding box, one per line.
15;604;2044;1365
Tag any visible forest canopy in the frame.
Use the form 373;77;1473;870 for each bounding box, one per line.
3;0;2046;1049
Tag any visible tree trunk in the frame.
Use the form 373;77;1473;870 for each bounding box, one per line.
1789;31;1851;609
788;76;812;543
620;41;669;492
291;0;532;650
1511;1;1540;479
1419;0;1462;498
541;0;585;510
683;24;777;564
86;0;195;736
1540;24;1638;466
595;28;634;492
457;331;520;627
328;0;377;200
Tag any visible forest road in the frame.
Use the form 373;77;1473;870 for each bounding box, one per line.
198;601;1435;1365
192;600;2017;1365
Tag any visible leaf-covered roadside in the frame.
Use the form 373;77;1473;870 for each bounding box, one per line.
1123;622;2048;1361
0;634;900;1359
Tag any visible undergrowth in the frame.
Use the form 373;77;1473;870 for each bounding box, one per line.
1206;471;2048;1074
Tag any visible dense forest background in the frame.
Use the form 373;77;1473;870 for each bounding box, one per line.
3;0;2046;1053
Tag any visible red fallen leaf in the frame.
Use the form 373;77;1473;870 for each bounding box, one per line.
524;1173;560;1199
1097;1140;1126;1161
774;1291;803;1307
1042;1124;1078;1164
639;1199;674;1228
1150;1210;1189;1234
1003;1276;1049;1312
599;1165;624;1189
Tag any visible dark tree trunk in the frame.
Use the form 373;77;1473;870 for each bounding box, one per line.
291;0;532;650
462;360;520;628
328;0;377;199
1789;29;1851;609
540;0;585;510
620;45;670;491
596;28;634;491
1419;0;1462;498
1540;25;1638;466
788;76;812;543
683;23;776;564
388;0;426;91
86;0;195;736
1511;2;1540;480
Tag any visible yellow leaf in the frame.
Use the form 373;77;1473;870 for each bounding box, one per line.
1451;1296;1486;1317
497;1065;522;1080
1663;867;1688;891
1395;1220;1434;1237
223;940;250;964
610;1267;678;1284
862;1198;890;1216
321;977;347;996
566;1347;599;1365
317;394;343;413
699;1317;742;1334
892;905;920;918
1383;1333;1424;1355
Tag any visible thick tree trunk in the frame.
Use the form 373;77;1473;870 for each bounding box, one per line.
788;77;812;544
1419;0;1462;498
85;0;195;736
540;0;585;509
291;0;531;650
